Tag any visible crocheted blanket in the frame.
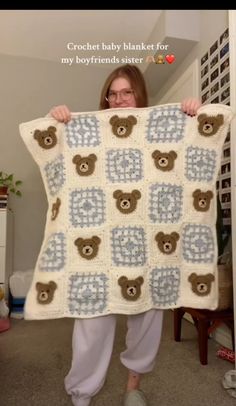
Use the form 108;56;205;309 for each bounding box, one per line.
19;103;233;320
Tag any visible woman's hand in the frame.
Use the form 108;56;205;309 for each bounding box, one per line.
49;105;72;123
181;98;202;116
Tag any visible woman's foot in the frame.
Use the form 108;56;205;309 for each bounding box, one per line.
126;371;141;391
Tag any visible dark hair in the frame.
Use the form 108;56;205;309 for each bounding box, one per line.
99;64;148;110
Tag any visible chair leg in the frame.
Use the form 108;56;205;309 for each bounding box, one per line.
174;308;185;342
198;319;209;365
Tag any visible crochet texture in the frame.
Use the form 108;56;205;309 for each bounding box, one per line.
19;103;233;320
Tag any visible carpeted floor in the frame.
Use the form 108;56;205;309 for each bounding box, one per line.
0;310;235;406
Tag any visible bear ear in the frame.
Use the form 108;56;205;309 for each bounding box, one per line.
72;155;81;164
152;150;160;159
193;189;201;197
36;282;42;290
198;113;207;122
136;276;144;286
206;273;215;282
169;150;177;159
88;153;97;161
92;236;101;245
113;190;123;199
216;114;224;125
127;115;137;125
155;232;164;241
49;281;57;290
110;115;119;125
188;273;197;282
132;190;141;199
48;126;56;133
206;190;214;199
171;232;180;241
118;276;128;286
34;129;41;140
74;238;83;247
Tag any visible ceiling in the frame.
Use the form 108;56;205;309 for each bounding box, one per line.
0;10;163;62
0;10;199;96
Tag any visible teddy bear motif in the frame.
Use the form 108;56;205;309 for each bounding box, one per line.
36;281;57;304
198;113;224;136
51;197;61;220
109;115;137;138
188;273;215;296
152;150;177;171
34;126;57;149
72;154;97;176
113;189;141;214
155;54;165;64
74;236;101;260
118;276;144;301
192;189;213;212
155;232;180;254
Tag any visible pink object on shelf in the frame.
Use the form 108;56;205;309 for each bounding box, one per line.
0;318;10;333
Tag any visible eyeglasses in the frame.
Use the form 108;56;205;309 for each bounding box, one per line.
105;88;135;103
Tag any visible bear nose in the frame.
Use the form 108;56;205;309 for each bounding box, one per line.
80;163;88;171
128;288;135;295
45;137;52;144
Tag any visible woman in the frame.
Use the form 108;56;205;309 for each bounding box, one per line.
49;64;201;406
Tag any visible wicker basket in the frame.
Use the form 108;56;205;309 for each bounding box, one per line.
216;264;233;311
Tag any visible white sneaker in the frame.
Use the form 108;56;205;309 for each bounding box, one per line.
123;389;148;406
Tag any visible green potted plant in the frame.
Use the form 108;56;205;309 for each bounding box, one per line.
0;171;23;197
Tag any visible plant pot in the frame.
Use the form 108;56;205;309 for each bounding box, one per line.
0;186;8;196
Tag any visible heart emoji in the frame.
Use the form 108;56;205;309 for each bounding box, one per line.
165;54;175;64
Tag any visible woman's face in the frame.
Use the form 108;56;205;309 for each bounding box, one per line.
108;77;137;108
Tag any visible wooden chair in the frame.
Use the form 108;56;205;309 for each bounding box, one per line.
173;307;234;365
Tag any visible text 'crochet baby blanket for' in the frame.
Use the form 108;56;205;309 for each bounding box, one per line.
19;103;233;320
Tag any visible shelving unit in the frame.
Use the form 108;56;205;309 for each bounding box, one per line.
200;27;231;234
0;207;13;302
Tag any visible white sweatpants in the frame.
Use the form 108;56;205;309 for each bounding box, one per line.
65;309;164;406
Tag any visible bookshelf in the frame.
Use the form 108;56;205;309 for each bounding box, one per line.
0;205;13;302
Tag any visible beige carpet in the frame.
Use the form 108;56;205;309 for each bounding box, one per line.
0;310;235;406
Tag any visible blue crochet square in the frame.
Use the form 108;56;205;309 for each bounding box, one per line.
149;183;183;223
69;188;106;228
146;106;186;143
65;115;100;147
150;267;180;307
111;226;147;266
68;273;108;316
39;232;66;271
106;149;143;183
182;224;214;263
44;154;66;196
185;147;216;182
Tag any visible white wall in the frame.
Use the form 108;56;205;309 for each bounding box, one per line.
150;10;228;105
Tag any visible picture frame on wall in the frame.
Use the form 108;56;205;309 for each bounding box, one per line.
200;27;231;228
